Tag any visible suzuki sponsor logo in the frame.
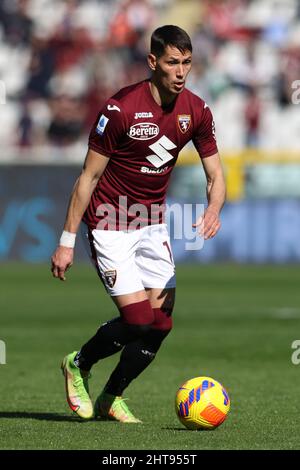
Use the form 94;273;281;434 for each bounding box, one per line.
128;123;159;140
140;166;169;174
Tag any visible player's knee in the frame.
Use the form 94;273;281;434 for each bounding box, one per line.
152;307;173;332
142;312;173;353
119;299;154;333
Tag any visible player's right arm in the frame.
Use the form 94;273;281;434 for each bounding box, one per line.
51;149;109;281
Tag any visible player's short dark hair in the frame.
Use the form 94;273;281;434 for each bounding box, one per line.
151;25;192;58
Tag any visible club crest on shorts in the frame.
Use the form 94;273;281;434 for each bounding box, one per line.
104;270;117;288
177;115;191;133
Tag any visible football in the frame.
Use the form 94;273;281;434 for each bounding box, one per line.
175;376;230;430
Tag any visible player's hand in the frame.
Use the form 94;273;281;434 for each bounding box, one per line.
51;246;74;281
192;207;221;240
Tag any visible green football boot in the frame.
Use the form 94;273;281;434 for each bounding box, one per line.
94;391;142;423
61;351;94;420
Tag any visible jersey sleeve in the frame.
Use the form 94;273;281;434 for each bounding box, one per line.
88;100;126;158
192;105;218;159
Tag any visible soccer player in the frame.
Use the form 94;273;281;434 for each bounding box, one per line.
51;25;226;423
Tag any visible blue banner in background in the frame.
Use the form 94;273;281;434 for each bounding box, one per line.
0;197;56;262
1;166;300;263
170;199;300;263
0;165;79;263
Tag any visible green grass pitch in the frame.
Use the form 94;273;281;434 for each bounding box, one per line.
1;263;300;450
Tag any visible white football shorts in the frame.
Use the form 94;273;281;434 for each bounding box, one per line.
81;223;176;296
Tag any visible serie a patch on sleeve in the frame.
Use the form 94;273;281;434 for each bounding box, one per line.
96;114;109;135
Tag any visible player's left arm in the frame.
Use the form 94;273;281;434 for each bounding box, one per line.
193;152;226;239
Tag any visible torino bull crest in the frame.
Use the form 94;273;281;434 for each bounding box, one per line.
177;114;191;133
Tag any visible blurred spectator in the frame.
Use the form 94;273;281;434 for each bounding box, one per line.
0;0;33;46
276;47;300;107
26;35;55;99
49;21;94;73
187;61;214;104
47;95;86;146
191;23;218;65
107;0;154;64
84;77;115;131
297;0;300;19
202;0;251;43
18;97;33;147
0;0;299;158
244;86;261;147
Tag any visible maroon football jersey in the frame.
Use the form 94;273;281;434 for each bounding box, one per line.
84;79;218;230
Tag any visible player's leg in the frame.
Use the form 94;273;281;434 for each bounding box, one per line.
74;225;158;369
94;225;176;422
61;351;94;420
63;289;154;422
73;290;150;371
91;290;155;423
61;225;154;420
100;287;175;394
94;288;174;423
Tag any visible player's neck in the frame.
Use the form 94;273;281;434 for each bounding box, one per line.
149;80;177;108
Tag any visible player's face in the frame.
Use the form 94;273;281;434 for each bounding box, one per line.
149;46;192;96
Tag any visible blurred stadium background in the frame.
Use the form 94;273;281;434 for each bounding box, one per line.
1;0;300;263
1;0;300;451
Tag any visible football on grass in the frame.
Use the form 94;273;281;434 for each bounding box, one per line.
175;376;230;430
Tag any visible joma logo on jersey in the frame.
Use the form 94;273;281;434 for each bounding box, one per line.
134;112;153;119
177;114;191;133
128;123;159;140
